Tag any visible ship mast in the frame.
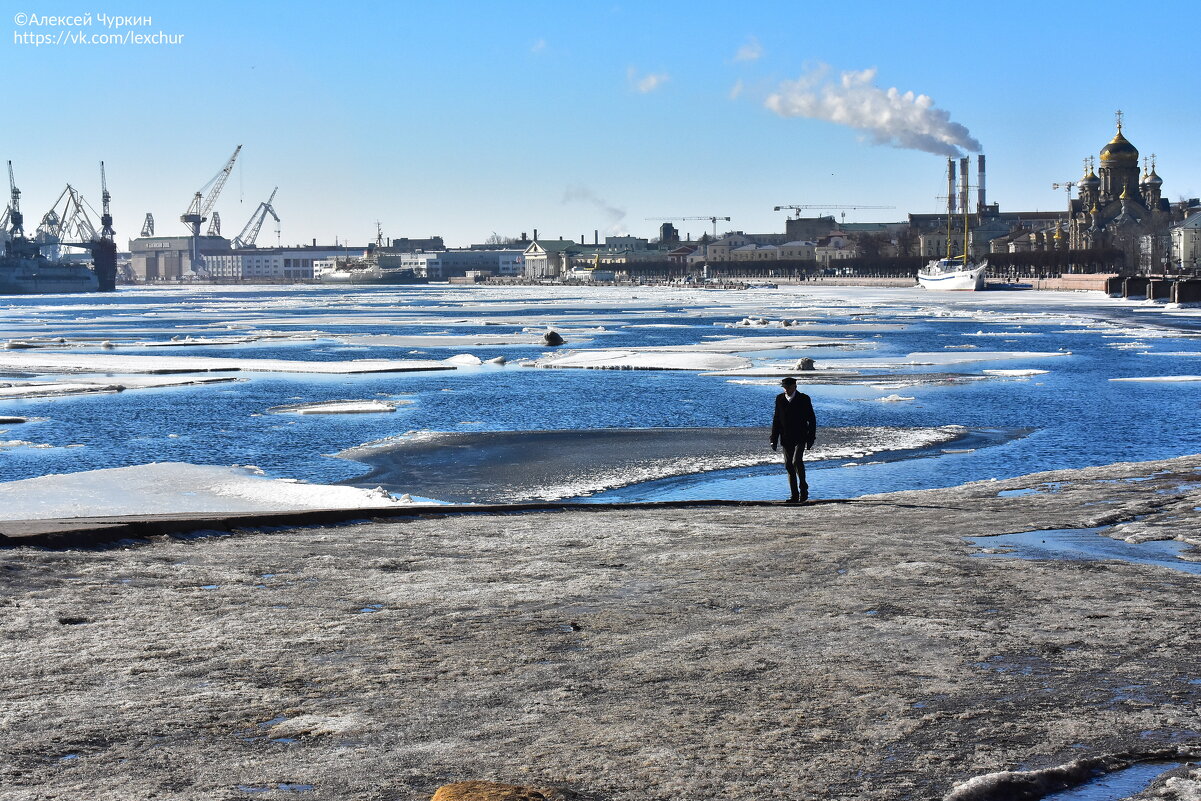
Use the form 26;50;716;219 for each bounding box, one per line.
945;158;955;260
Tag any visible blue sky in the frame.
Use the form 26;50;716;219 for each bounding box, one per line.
6;0;1200;248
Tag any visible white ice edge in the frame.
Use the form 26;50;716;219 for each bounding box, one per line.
0;463;424;520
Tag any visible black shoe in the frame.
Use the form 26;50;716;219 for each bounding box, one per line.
785;495;800;503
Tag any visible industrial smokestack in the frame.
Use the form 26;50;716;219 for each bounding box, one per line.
977;155;986;213
947;158;957;216
580;234;585;245
594;229;598;246
533;228;538;241
959;156;970;217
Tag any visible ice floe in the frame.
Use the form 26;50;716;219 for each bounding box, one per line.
0;463;417;520
0;352;456;375
982;369;1050;377
267;399;402;415
531;350;752;371
0;375;241;399
1110;376;1201;382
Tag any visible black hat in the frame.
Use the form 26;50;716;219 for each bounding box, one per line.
780;377;797;386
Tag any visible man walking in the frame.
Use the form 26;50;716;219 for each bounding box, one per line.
770;377;816;503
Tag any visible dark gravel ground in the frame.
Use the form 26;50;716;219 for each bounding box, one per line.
2;456;1200;800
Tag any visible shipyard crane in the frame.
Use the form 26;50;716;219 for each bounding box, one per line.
99;161;114;241
4;161;24;237
36;185;99;248
180;145;241;236
180;145;241;272
773;204;895;224
140;213;155;237
644;215;731;239
231;187;280;249
207;211;221;236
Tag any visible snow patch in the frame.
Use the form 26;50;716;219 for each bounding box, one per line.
0;463;419;520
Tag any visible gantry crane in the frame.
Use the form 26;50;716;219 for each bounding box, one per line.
30;165;118;290
773;204;895;224
231;187;280;249
36;185;98;249
180;145;242;270
644;215;731;239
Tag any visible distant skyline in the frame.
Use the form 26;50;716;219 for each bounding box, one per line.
7;0;1200;248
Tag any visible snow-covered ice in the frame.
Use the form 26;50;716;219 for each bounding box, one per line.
1110;375;1201;383
267;400;401;415
0;463;418;520
531;350;753;371
0;352;456;375
982;369;1050;377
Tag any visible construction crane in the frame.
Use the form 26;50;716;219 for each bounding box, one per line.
180;145;241;271
231;187;280;249
645;215;731;239
773;204;895;224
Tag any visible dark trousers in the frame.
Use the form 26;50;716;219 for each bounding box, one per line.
783;443;808;500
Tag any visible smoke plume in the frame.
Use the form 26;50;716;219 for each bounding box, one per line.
562;185;626;235
765;65;981;158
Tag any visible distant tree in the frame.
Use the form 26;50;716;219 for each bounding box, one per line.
484;232;518;246
894;227;918;258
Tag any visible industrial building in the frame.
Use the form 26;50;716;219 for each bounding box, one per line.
128;235;231;281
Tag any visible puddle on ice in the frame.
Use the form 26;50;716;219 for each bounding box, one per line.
997;488;1039;497
1040;761;1183;801
967;526;1201;574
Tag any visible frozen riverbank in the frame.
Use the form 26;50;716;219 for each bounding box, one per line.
1;455;1198;800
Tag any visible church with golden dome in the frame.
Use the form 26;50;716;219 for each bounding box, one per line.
1068;112;1175;264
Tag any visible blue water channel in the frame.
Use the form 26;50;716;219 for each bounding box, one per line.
1;284;1200;502
1041;761;1183;801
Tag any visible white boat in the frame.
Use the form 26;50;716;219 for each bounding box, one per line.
920;156;987;291
918;258;986;291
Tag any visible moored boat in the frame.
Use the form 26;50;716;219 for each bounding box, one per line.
917;258;986;291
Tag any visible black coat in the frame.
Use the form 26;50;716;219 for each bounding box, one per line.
771;391;816;448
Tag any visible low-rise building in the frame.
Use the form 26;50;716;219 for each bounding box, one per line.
523;240;583;279
398;249;524;280
203;245;361;281
1172;212;1201;271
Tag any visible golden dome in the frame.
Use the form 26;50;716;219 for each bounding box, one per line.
1100;127;1139;164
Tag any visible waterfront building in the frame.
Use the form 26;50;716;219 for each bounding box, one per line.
394;249;524;280
1171;211;1201;272
128;235;231;281
204;245;359;281
523;239;585;279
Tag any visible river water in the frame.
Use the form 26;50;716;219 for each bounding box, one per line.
1;283;1199;503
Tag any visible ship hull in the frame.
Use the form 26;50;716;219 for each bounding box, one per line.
319;270;427;286
0;263;100;295
917;260;986;291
